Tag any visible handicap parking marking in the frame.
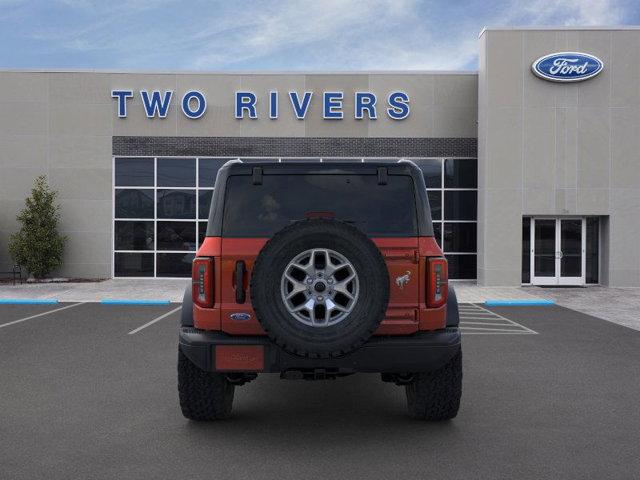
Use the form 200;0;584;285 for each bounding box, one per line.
127;305;182;335
458;303;538;335
0;302;83;330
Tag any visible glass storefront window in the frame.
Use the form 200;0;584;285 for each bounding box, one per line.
156;221;196;251
157;158;196;187
586;217;599;284
198;222;208;248
427;191;441;220
443;222;477;252
199;158;232;187
414;158;478;279
115;157;203;277
444;158;477;188
198;190;213;220
115;158;154;186
412;159;441;188
114;252;154;277
156;253;194;277
433;222;442;248
114;157;478;278
445;254;477;280
114;221;154;251
157;189;196;219
115;189;154;218
444;191;477;220
522;218;531;284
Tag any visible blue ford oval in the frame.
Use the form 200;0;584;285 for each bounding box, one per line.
532;52;603;82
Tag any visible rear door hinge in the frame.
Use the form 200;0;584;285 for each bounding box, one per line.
377;167;388;185
252;167;263;185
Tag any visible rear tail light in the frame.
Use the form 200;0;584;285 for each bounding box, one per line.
427;257;448;308
192;257;214;308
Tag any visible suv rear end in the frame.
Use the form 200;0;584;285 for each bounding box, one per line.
179;160;461;421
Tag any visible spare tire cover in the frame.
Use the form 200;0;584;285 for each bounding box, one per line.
250;218;389;358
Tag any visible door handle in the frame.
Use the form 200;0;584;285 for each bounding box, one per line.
235;261;246;304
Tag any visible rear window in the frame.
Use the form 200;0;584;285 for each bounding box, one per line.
222;174;418;237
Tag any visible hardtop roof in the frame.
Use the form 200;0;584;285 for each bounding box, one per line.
217;158;423;175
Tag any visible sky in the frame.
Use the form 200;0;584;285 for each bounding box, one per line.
0;0;638;71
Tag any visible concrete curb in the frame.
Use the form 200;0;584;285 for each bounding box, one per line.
0;299;59;304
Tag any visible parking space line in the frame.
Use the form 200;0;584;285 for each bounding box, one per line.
472;303;538;334
460;321;517;326
128;306;182;335
457;303;539;335
460;326;530;332
461;331;535;335
0;303;83;330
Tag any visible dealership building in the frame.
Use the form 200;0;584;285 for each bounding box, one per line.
0;26;639;286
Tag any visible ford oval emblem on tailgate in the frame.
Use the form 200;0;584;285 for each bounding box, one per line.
532;52;603;83
230;312;251;321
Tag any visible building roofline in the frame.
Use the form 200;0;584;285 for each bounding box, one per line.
0;68;478;76
479;25;640;38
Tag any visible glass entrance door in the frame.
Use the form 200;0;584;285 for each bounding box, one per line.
531;218;586;286
532;219;556;282
558;219;584;285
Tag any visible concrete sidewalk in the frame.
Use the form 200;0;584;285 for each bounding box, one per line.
528;285;640;332
0;279;547;304
1;279;639;330
0;279;189;303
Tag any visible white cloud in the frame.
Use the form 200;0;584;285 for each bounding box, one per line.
188;0;628;70
191;0;418;68
11;0;632;70
511;0;623;26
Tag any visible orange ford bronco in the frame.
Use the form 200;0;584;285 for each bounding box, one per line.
178;159;461;421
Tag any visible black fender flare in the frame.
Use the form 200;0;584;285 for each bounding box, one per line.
180;286;194;327
446;285;459;327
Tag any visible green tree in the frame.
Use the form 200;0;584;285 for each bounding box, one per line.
8;175;67;279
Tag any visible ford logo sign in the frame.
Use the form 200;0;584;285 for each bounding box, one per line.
532;52;603;83
230;312;251;321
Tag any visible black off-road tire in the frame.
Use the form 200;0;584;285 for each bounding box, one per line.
250;218;389;359
178;349;234;421
405;350;462;421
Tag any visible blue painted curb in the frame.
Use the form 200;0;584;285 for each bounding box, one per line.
485;299;555;307
100;299;172;305
0;298;59;304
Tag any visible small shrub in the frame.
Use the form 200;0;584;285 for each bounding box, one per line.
8;175;67;279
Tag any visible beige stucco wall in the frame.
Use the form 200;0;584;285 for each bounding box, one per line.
0;71;477;278
478;28;640;286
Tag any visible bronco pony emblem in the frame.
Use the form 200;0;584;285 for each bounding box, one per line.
395;270;411;289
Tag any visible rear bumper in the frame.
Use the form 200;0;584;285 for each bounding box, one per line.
179;327;461;374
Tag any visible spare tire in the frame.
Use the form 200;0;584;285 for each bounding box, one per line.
250;218;389;358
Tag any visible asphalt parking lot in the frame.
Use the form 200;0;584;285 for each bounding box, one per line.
1;302;639;480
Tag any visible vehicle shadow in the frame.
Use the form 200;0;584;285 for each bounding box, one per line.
182;373;462;449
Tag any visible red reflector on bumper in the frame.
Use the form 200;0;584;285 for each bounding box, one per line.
215;346;264;371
